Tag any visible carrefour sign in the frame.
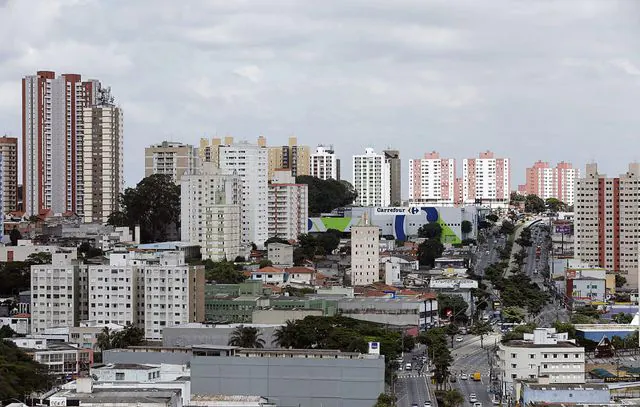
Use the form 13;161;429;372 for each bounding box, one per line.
375;207;422;215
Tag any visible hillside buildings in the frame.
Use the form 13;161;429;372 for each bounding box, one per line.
267;170;308;241
352;148;390;207
144;141;197;183
462;151;510;206
521;161;579;205
0;135;18;213
350;217;380;286
22;71;121;217
267;136;310;179
575;163;640;285
180;162;243;261
409;151;456;205
310;145;339;180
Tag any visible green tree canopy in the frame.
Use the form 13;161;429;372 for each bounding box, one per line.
485;213;499;223
296;176;357;215
9;227;22;246
545;198;566;212
107;174;180;243
228;326;265;348
461;220;472;235
0;340;53;400
438;294;469;323
502;306;526;323
204;260;246;283
525;194;546;213
615;274;627;288
373;393;396;407
418;239;444;267
418;223;443;240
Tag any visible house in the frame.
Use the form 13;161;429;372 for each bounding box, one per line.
285;267;315;285
250;266;287;285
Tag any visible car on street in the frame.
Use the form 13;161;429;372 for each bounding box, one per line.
424;402;432;407
411;403;418;407
460;373;468;380
405;362;412;370
455;336;463;342
469;394;478;402
473;403;482;407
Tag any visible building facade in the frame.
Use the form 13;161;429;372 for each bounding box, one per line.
497;328;585;389
267;170;308;241
575;163;640;285
144;141;196;183
0;136;17;213
383;149;401;205
81;103;123;223
462;151;510;206
409;152;456;205
523;161;579;205
350;221;380;286
352;148;390;207
267;136;310;179
310;145;339;180
180;162;243;261
22;71;106;217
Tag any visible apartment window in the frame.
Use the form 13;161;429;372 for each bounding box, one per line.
115;372;125;380
529;354;535;359
511;353;517;358
511;363;517;368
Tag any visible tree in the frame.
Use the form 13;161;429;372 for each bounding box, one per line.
486;213;499;223
616;274;627;288
259;259;273;268
553;321;576;339
613;312;634;324
26;252;52;265
205;260;246;283
272;320;299;348
442;389;465;407
502;306;525;323
108;174;180;243
0;325;16;339
470;321;492;348
78;242;104;259
228;325;265;348
461;220;472;235
374;393;396;407
418;223;442;240
524;194;546;213
510;191;525;205
0;340;53;401
109;324;145;349
315;229;342;254
418;239;444;267
96;327;113;351
545;198;566;212
446;323;459;347
264;237;289;247
296;176;357;215
499;220;515;235
9;227;22;246
438;294;469;323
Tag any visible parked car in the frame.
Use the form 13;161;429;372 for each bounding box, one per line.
424;402;432;407
469;394;478;402
455;336;463;342
460;373;468;380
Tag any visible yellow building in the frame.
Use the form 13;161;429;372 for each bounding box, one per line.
267;136;310;180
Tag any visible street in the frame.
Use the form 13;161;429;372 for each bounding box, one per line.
395;344;435;407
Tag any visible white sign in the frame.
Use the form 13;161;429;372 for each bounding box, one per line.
374;207;422;215
50;397;67;406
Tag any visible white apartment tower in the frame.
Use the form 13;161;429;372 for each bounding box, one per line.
268;169;309;241
462;151;510;206
30;252;84;334
22;71;106;217
310;145;338;180
181;162;243;261
205;137;269;248
81;96;124;223
144;141;197;183
409;151;456;205
350;217;380;286
352;148;390;207
523;161;579;205
87;256;138;327
575;163;640;285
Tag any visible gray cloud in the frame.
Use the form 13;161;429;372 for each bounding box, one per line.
1;0;640;192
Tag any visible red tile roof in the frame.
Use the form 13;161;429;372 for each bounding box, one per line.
255;266;285;274
285;267;315;274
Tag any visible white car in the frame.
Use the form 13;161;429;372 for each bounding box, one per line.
460;373;468;380
469;393;478;402
455;336;463;342
473;403;482;407
424;402;432;407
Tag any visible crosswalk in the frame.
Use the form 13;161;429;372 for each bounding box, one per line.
397;373;430;378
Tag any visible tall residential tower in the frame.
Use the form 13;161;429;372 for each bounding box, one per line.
462;151;510;206
352;148;390;207
408;151;456;205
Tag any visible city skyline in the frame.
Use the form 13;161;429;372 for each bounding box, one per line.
0;1;639;194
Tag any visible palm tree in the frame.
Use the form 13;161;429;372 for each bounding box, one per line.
272;320;299;348
443;389;464;407
96;327;113;351
228;325;265;348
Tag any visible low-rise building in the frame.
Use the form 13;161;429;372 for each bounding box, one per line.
285;266;315;285
0;313;31;335
497;328;585;394
0;240;62;262
267;243;294;267
337;296;438;329
429;278;478;316
250;267;287;285
8;338;93;376
251;309;323;324
521;382;609;406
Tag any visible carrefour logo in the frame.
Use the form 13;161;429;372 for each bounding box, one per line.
375;207;422;215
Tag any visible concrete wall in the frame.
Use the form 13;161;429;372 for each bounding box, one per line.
522;387;609;405
191;355;384;407
103;349;192;365
162;326;281;348
252;309;322;325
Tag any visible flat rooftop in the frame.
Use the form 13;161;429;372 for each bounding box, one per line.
503;340;581;349
50;388;179;404
96;363;158;370
526;383;608;391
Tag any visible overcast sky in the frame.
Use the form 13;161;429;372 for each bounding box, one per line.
1;0;640;196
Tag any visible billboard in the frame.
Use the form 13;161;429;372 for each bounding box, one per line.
555;223;573;235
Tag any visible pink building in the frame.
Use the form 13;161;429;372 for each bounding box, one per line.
408;151;457;205
462;151;510;206
523;161;579;205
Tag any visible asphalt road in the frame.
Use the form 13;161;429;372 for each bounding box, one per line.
450;333;501;407
474;229;506;277
396;345;435;407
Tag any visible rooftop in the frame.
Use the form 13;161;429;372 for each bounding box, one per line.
525;382;608;391
136;241;199;250
502;340;581;349
49;388;179;404
96;363;158;370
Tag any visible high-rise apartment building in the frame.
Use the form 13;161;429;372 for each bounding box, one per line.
523;161;579;205
310;145;339;180
352;148;390;207
408;152;456;205
144;141;196;183
181;162;243;261
268;169;308;241
350;217;379;286
462;151;510;206
200;137;269;248
0;136;18;213
267;136;310;180
22;71;105;217
575;163;640;285
81;99;123;223
383;149;401;205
